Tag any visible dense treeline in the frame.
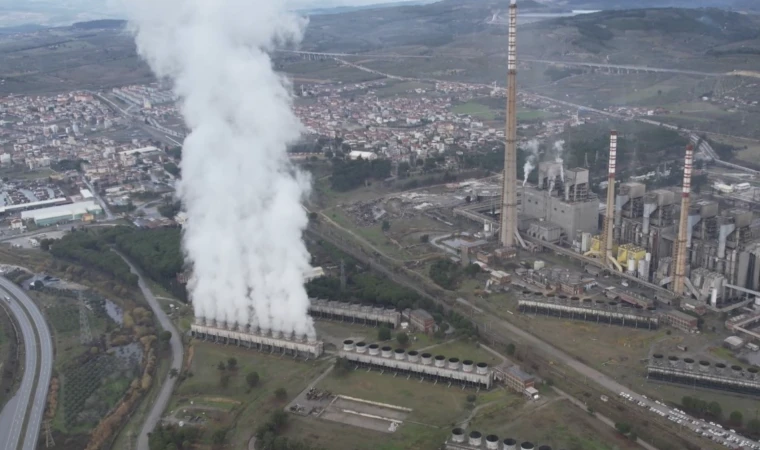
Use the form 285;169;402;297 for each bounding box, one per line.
45;227;187;300
330;157;391;191
429;259;460;290
255;411;323;450
109;227;187;301
148;425;199;450
51;158;86;172
47;230;138;286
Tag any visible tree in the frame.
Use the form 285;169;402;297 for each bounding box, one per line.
729;411;743;427
464;263;481;278
219;373;230;388
227;357;237;370
159;330;172;345
246;371;260;389
396;332;409;346
381;220;390;232
419;234;429;243
334;357;351;377
217;361;226;371
747;418;760;433
308;212;318;222
466;394;476;403
506;343;516;356
211;429;227;445
274;387;287;401
708;401;723;419
615;422;632;435
169;368;179;378
377;326;391;341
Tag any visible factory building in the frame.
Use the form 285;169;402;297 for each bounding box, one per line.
191;318;324;359
518;293;659;329
446;429;547;450
659;309;699;333
494;365;535;393
20;200;103;226
647;354;760;397
404;308;436;333
521;164;598;242
339;340;492;389
308;299;401;328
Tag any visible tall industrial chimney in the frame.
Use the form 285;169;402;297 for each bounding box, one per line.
603;131;617;268
672;144;694;296
500;0;518;249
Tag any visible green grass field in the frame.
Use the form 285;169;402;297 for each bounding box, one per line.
472;397;638;450
452;102;498;120
174;341;330;448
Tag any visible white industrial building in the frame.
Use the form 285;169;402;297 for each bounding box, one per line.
309;299;401;328
20;201;103;226
348;151;378;161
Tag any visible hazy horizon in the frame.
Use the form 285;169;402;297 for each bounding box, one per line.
0;0;430;28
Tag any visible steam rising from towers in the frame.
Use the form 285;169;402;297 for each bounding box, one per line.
521;139;539;186
125;0;315;338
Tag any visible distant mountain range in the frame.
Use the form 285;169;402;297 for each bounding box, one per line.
540;0;759;11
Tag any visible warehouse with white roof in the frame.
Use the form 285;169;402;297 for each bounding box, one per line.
21;201;104;226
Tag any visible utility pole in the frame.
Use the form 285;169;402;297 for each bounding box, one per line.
44;420;54;448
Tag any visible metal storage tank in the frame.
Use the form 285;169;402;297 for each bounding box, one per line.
476;362;489;375
448;357;461;370
355;342;367;354
469;431;483;447
421;353;433;365
368;344;380;356
451;428;465;443
521;442;535;450
462;360;474;373
627;258;636;276
435;355;446;368
486;434;500;450
503;438;518;450
394;348;405;360
381;346;393;358
343;340;355;352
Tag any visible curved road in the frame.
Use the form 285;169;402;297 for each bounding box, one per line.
0;277;53;450
115;252;183;450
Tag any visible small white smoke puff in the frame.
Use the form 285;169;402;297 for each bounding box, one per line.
521;139;540;186
125;0;316;338
553;140;565;183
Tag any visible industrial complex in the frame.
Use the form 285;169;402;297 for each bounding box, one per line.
647;354;760;397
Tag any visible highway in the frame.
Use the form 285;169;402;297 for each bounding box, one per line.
0;277;53;450
114;252;183;450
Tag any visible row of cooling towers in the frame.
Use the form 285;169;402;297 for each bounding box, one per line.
517;290;659;329
648;354;760;396
192;316;319;343
339;340;493;389
448;428;562;450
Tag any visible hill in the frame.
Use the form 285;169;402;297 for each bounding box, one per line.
515;8;760;70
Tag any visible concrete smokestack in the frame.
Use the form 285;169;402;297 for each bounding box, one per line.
499;0;518;249
672;144;694;296
603;131;617;269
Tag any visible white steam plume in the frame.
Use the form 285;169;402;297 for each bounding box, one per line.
125;0;315;338
553;139;565;183
521;139;540;186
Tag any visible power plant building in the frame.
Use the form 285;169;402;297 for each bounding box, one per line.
521;165;598;243
339;340;493;389
20;200;103;226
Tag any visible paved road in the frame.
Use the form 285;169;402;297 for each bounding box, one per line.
115;252;183;450
0;277;53;450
